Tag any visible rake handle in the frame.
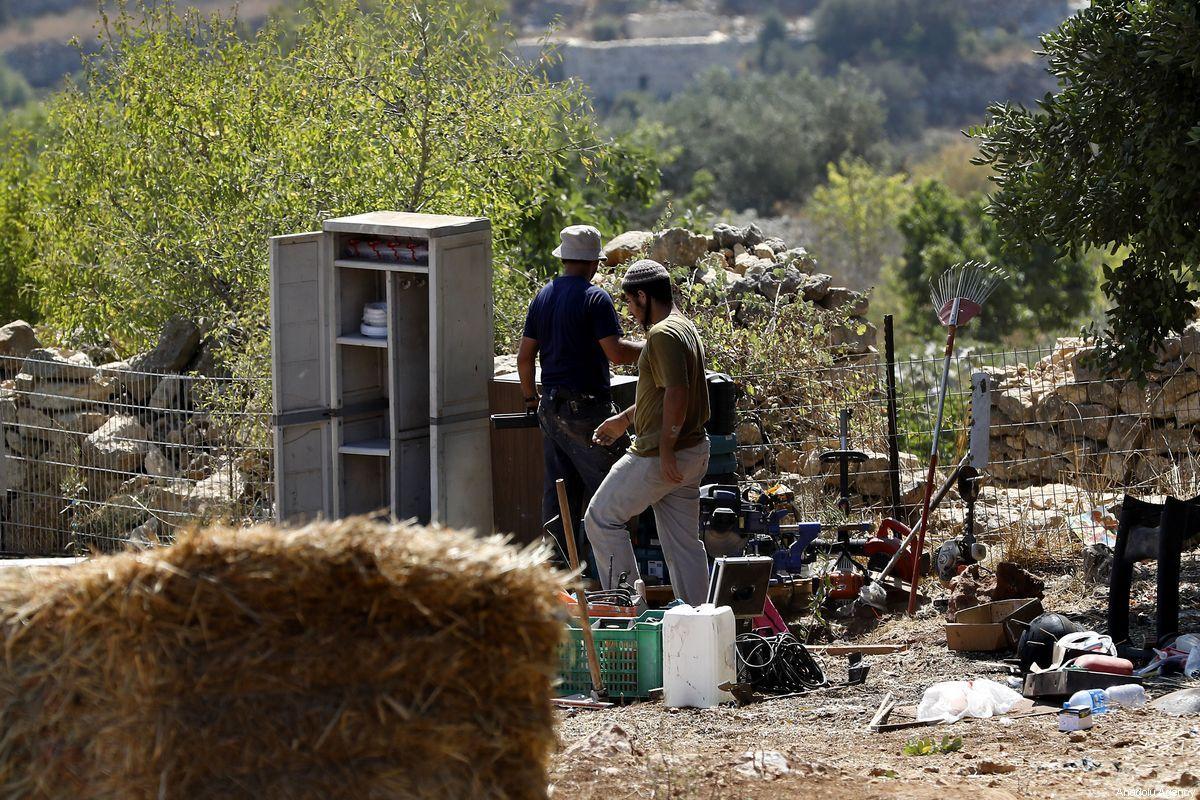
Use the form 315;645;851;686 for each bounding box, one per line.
557;479;606;696
907;314;960;615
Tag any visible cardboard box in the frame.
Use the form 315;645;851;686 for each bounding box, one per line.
945;598;1044;652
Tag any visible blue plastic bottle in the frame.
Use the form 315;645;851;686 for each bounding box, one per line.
1066;688;1109;714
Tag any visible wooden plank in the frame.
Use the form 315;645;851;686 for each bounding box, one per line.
869;692;896;731
489;377;545;544
872;719;939;733
807;644;908;655
552;697;614;710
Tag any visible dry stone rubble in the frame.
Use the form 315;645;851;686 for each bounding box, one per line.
0;317;260;554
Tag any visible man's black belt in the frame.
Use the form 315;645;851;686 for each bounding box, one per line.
546;386;609;404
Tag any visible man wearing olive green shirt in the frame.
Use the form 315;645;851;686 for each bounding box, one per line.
584;259;711;605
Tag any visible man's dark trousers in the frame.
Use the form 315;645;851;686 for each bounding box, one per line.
538;387;628;579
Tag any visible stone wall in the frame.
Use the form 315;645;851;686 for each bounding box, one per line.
985;333;1200;489
625;10;723;39
515;32;753;103
0;319;268;555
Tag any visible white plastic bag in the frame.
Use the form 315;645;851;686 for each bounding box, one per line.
916;679;1025;723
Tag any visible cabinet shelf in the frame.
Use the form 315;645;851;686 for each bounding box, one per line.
336;333;389;348
334;258;429;275
339;438;390;456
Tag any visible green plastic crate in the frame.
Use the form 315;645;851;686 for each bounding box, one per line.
557;610;664;699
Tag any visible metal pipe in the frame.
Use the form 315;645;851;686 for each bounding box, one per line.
884;314;901;521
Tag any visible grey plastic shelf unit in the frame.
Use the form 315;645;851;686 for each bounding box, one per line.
270;212;494;533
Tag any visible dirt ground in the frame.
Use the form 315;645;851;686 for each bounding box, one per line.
550;553;1200;799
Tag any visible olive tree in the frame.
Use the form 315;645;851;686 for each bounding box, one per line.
971;0;1200;372
26;0;655;359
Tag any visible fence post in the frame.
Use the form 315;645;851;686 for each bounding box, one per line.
885;314;902;520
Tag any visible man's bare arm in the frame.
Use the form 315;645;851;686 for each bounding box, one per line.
659;386;688;454
598;335;644;366
658;386;689;482
516;336;539;409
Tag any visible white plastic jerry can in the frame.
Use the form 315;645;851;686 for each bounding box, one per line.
662;603;736;708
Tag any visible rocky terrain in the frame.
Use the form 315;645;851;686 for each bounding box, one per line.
0;318;269;555
602;222;876;357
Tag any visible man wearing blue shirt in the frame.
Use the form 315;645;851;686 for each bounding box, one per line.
517;225;642;571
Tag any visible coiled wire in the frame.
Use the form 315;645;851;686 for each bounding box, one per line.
736;632;827;694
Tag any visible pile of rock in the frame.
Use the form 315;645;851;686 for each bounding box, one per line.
737;417;929;506
986;331;1200;487
603;223;876;357
0;318;262;555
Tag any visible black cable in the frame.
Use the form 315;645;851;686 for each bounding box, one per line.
735;632;827;694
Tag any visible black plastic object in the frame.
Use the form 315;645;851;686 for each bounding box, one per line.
705;372;737;436
707;556;774;618
1017;612;1081;674
819;409;868;515
1108;494;1200;652
1023;668;1140;699
846;653;869;685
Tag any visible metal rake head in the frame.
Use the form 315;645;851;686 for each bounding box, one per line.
930;260;1006;326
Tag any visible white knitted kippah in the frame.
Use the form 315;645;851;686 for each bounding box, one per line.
621;258;670;290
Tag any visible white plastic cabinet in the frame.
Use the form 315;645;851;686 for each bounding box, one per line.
270;212;494;533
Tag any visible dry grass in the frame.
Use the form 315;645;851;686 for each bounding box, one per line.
0;516;564;799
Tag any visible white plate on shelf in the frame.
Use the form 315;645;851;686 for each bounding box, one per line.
359;322;388;338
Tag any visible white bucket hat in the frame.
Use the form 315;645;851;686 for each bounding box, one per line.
552;225;604;261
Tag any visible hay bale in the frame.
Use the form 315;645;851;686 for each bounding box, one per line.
0;517;563;799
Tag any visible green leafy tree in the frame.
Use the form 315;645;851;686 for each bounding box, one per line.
0;59;31;109
971;0;1200;373
0;107;46;324
652;68;885;213
756;9;789;74
22;0;655;361
804;157;910;290
896;179;1094;342
812;0;964;67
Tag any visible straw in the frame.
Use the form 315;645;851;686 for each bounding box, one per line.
0;517;564;799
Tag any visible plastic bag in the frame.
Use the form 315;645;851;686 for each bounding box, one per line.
916;679;1025;723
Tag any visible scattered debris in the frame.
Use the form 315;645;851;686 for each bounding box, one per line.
1150;688;1200;716
948;562;1045;620
973;760;1017;775
564;724;641;760
1169;772;1199;788
917;679;1024;724
1082;543;1114;583
734;750;790;780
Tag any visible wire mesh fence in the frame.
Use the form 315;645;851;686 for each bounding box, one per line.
3;332;1198;564
731;335;1200;566
0;353;273;556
